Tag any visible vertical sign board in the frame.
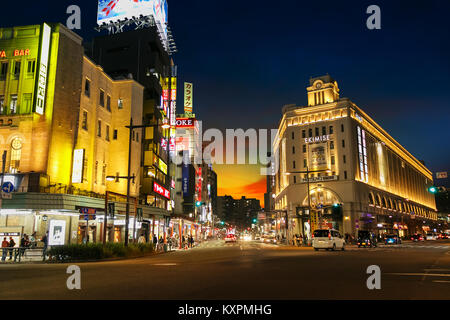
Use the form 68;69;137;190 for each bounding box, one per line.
182;151;190;197
71;149;84;183
184;82;193;113
34;23;51;115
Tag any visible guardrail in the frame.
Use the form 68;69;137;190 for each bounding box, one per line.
1;247;46;263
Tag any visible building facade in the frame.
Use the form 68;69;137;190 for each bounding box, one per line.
274;75;437;241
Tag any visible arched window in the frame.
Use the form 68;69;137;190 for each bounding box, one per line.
9;137;22;173
381;197;387;208
375;195;381;207
302;188;341;207
387;199;392;210
392;201;397;211
368;193;375;205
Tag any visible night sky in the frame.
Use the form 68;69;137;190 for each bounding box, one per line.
2;0;449;203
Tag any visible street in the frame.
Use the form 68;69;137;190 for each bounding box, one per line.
1;240;449;300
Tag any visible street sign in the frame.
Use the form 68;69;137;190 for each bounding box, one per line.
2;182;14;193
79;208;97;221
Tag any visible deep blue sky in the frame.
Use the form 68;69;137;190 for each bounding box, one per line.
1;0;449;178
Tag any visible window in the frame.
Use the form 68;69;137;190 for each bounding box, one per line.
97;120;102;137
342;140;345;148
308;129;312;137
369;193;375;205
10;95;18;114
329;126;334;134
293;176;297;184
303;145;306;153
27;60;35;74
322;126;326;135
291;132;294;139
315;127;319;136
344;171;347;180
82;111;88;130
330;141;334;150
10;138;22;173
293;161;296;169
106;95;111;111
94;161;98;184
136;133;139;142
106;125;110;141
84;79;91;97
13;61;20;79
99;89;105;107
22;93;32;114
113;129;118;140
0;96;4;114
341;124;345;132
292;146;295;154
343;155;346;164
118;98;123;109
303;159;307;168
302;130;306;138
331;156;335;165
0;62;7;79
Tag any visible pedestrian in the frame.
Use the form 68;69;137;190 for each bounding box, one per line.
158;236;164;251
182;235;187;249
8;237;16;260
190;235;195;248
153;234;158;245
1;237;9;262
41;231;48;259
20;234;27;257
138;233;146;244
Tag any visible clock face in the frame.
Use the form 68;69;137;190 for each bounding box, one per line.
316;82;322;89
11;138;22;150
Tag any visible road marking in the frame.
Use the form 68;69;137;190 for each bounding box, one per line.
153;263;177;266
432;280;450;283
387;273;450;277
424;269;450;272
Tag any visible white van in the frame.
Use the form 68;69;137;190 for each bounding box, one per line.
312;229;346;251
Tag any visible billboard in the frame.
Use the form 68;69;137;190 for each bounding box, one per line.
71;149;85;184
184;82;193;113
48;220;66;246
309;142;329;170
34;23;51;115
97;0;168;27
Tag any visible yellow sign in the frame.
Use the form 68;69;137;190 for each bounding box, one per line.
184;82;193;113
158;158;167;175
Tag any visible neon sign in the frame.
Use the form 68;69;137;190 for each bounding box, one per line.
153;182;170;199
35;23;51;115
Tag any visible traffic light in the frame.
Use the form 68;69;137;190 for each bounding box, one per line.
252;218;257;223
427;186;438;194
195;201;202;207
220;221;225;226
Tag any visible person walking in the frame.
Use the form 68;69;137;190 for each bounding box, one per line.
41;231;48;260
1;237;9;262
189;235;195;248
8;237;16;260
20;234;27;257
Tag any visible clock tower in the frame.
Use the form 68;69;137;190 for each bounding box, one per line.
307;74;340;106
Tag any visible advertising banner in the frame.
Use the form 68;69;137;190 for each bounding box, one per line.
184;82;193;113
182;151;190;197
309;142;329;170
71;149;84;184
34;23;51;115
48;220;66;246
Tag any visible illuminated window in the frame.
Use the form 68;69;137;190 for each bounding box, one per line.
118;98;123;109
10;95;17;114
0;96;4;114
9;138;22;173
357;126;369;182
331;156;335;165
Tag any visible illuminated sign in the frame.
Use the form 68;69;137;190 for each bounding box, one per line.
35;23;51;115
161;137;168;150
169;137;176;152
0;51;5;58
71;149;84;184
48;220;66;246
158;158;167;175
304;135;330;144
184;82;193;113
14;49;30;56
176;118;196;128
153;182;170;199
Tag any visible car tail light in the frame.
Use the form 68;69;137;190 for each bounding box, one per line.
328;233;331;240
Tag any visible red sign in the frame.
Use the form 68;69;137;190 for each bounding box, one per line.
153;182;170;199
176;118;196;128
14;49;30;56
0;51;5;58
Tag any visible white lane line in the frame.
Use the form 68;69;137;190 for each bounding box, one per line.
153;263;177;266
387;273;450;277
433;280;450;283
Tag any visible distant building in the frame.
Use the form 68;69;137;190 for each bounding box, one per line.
217;195;261;229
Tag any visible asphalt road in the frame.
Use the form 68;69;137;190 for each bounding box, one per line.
0;240;449;300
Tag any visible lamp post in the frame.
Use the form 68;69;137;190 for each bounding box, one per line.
107;118;170;247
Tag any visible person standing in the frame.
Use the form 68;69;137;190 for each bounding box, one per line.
1;237;9;262
41;231;48;259
20;234;26;257
8;237;16;260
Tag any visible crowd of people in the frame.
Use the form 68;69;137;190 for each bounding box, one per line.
1;232;47;262
137;233;198;252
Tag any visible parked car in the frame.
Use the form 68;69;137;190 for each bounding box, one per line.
385;234;401;245
357;230;377;248
225;234;237;243
411;234;424;241
312;229;345;251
